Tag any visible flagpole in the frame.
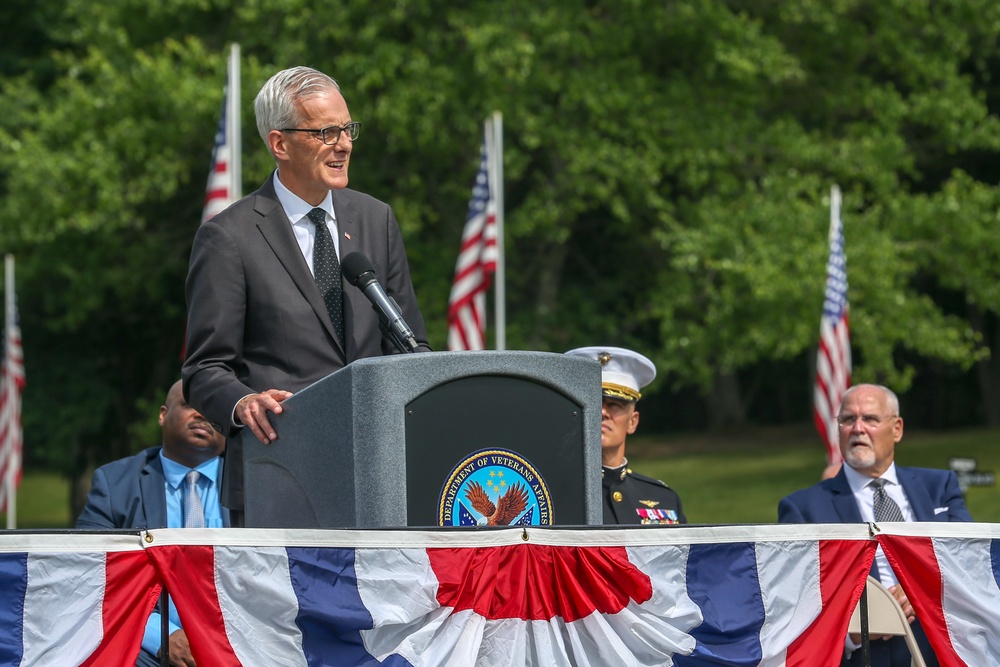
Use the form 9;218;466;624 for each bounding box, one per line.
490;112;506;351
5;255;15;529
227;43;242;201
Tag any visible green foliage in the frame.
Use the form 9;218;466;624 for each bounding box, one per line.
0;0;999;496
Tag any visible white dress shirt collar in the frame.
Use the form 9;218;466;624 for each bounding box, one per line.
842;461;899;495
272;170;335;224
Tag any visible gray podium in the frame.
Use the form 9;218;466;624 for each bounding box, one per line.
243;350;603;528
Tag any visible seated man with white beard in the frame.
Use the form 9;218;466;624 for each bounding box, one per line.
778;384;972;667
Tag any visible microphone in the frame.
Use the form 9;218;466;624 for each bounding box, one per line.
341;252;420;353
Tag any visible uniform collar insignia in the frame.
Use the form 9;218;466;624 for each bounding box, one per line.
603;458;629;481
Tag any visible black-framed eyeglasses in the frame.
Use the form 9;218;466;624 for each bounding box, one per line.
280;122;361;145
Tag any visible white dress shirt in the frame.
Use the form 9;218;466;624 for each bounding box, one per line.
273;171;342;268
842;462;914;586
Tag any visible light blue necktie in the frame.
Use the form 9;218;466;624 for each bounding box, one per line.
183;470;206;528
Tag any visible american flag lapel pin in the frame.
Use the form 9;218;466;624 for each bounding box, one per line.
345;232;351;240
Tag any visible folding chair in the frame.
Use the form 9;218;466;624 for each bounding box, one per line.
848;576;927;667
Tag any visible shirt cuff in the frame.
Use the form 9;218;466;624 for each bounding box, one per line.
141;611;183;656
844;632;861;658
232;393;254;427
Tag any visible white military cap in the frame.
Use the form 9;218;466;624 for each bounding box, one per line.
564;346;656;402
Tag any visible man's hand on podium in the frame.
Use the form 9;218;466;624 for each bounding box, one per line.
236;389;293;444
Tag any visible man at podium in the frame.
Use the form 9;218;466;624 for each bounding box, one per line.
183;66;430;521
565;346;687;525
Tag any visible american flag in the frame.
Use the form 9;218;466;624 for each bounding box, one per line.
447;128;499;351
200;44;241;224
0;256;24;517
813;185;851;466
201;99;236;222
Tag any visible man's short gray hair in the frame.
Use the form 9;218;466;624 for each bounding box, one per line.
840;384;900;416
253;66;341;146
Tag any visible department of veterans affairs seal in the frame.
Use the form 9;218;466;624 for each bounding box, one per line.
437;448;553;526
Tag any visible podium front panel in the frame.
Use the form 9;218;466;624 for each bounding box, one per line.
405;375;587;526
244;351;602;528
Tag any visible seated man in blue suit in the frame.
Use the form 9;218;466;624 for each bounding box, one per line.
779;384;972;667
77;380;228;667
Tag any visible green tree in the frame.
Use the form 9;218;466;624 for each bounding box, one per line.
1;0;1000;521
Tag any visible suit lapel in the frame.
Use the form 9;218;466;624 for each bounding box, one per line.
140;452;168;528
830;470;864;522
254;178;345;356
332;189;358;258
897;466;934;520
332;190;362;358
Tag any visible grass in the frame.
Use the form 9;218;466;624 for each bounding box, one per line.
628;423;1000;524
3;424;999;529
0;471;71;529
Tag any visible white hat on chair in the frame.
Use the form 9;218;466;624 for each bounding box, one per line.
564;346;656;402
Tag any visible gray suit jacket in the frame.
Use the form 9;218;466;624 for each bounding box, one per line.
182;174;430;508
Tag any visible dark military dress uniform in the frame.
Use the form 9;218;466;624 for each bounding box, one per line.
602;462;686;525
565;345;688;525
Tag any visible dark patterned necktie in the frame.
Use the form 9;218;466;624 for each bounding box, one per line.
183;470;205;528
870;478;905;523
307;207;345;343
